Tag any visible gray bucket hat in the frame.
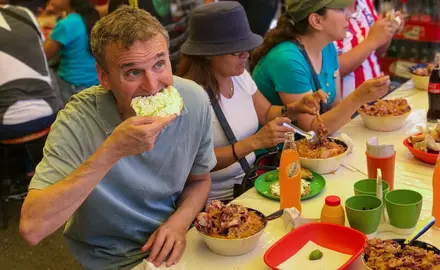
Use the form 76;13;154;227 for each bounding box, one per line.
180;1;263;56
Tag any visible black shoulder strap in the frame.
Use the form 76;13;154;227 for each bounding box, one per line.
0;7;42;39
290;39;332;114
291;39;321;90
206;89;252;174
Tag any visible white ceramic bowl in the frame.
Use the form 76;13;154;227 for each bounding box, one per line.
411;73;429;91
358;107;411;132
299;138;349;175
362;254;373;270
195;209;267;256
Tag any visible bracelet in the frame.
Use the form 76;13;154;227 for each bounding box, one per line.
231;143;239;161
281;105;288;117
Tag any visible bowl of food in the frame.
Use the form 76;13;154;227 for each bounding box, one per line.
362;238;440;270
358;99;412;132
409;63;434;91
296;137;349;174
404;131;439;165
194;201;267;256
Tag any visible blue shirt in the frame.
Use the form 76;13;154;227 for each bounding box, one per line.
252;41;339;107
50;13;98;87
29;77;216;269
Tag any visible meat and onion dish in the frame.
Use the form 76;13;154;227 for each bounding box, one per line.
296;138;346;159
360;99;411;117
412;64;434;77
194;201;265;239
364;238;440;270
294;112;346;159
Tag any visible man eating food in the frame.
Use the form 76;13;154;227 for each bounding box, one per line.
19;6;216;269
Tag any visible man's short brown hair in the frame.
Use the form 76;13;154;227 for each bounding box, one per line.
91;5;169;70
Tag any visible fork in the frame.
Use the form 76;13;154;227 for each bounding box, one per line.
282;122;320;145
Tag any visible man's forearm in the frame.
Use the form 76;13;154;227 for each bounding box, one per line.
169;176;211;229
20;141;119;245
338;40;377;77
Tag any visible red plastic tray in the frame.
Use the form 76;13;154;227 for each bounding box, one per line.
403;137;437;165
264;223;367;270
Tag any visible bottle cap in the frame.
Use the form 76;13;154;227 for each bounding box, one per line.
325;195;341;206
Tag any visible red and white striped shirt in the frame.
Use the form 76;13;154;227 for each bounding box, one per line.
334;0;381;99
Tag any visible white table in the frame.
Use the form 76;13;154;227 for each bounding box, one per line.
148;82;440;270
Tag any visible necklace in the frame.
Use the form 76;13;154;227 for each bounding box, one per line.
228;77;234;98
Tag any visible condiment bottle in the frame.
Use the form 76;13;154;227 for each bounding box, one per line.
320;195;345;226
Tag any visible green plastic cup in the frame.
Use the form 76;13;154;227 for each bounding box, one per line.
385;189;423;229
354;179;390;200
345;195;383;235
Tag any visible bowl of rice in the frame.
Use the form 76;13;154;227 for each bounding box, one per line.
194;201;267;256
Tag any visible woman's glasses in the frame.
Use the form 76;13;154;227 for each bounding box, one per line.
230;51;250;57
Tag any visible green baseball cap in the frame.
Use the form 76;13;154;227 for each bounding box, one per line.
286;0;353;24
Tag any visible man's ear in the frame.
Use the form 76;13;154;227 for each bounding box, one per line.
96;63;111;90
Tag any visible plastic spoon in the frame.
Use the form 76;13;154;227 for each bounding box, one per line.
376;169;386;223
262;209;285;223
404;216;436;245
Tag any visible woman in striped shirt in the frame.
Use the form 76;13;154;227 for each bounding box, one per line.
335;0;404;98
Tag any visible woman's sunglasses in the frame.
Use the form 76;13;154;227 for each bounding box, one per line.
230;51;250;57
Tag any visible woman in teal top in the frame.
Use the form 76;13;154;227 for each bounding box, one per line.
43;0;100;91
251;0;391;135
253;42;339;106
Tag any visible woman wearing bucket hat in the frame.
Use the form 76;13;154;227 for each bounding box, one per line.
250;0;391;135
178;1;327;202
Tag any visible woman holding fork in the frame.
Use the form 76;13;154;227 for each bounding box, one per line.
250;0;391;135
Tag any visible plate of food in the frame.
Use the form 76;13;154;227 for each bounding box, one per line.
194;201;267;256
403;124;440;165
254;168;326;201
358;98;412;132
409;63;434;91
362;238;440;270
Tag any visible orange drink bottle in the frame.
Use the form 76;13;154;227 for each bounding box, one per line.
433;153;440;229
279;132;302;213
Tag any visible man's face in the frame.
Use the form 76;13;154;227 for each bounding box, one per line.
97;35;173;119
